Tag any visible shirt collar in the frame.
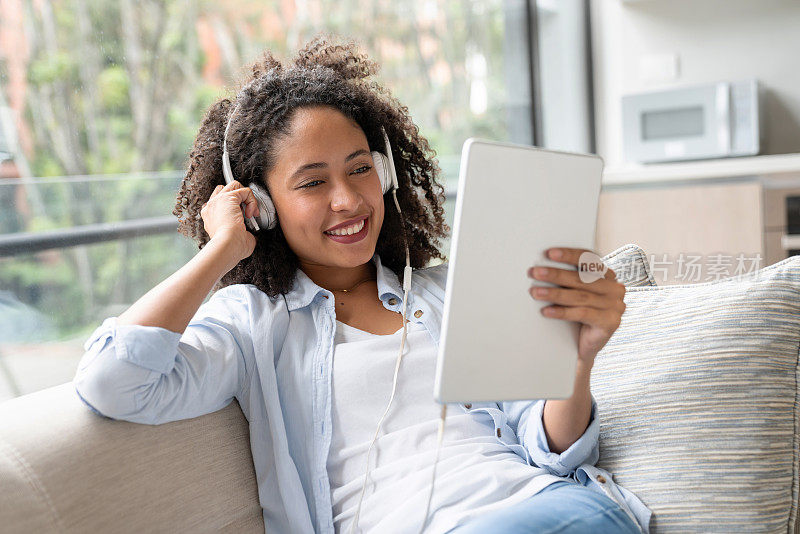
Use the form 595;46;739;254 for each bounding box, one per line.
283;253;405;312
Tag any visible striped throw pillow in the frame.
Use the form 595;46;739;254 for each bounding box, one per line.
591;253;800;532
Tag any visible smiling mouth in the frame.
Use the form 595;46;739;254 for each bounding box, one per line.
324;217;367;236
323;217;369;243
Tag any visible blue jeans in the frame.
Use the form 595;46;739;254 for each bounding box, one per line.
447;480;641;534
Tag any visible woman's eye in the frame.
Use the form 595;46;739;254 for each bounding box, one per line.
300;166;371;188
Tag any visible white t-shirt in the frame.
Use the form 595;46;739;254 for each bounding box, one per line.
326;319;566;534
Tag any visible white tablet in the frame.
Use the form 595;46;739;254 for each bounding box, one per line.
433;138;604;403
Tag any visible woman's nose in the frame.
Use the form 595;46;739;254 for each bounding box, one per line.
329;178;362;210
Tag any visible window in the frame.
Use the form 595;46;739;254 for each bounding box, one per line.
534;0;594;152
0;0;590;401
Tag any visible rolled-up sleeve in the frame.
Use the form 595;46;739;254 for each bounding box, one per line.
502;395;600;477
73;285;254;426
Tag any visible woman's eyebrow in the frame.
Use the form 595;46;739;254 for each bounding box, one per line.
289;149;370;181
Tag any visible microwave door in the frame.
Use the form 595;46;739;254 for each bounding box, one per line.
623;82;731;163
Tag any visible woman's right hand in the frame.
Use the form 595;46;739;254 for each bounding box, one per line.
201;180;260;262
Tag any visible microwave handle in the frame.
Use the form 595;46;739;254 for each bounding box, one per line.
716;82;731;155
781;234;800;251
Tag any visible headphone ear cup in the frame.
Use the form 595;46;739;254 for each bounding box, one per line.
248;182;277;230
371;151;392;194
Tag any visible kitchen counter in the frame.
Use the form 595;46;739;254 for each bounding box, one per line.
603;153;800;187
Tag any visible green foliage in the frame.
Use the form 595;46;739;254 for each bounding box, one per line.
0;254;68;287
195;84;225;115
28;52;78;86
31;154;65;178
27;213;63;233
98;65;130;111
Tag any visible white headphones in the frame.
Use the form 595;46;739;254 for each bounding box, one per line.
222;103;400;231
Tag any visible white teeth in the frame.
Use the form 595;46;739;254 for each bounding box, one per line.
326;219;365;236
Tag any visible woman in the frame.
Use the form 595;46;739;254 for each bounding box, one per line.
74;34;649;534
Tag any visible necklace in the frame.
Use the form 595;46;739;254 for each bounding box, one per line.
331;276;376;306
332;277;376;293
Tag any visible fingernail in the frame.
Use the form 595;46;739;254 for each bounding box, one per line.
549;249;562;260
535;267;548;277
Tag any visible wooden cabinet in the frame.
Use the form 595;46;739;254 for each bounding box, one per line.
596;155;800;285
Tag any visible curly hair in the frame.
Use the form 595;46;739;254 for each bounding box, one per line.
172;32;451;299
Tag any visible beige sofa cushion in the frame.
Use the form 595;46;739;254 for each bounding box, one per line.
0;383;263;533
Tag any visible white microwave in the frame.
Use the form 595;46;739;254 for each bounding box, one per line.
622;80;763;163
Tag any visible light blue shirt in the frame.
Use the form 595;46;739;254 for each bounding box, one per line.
73;253;651;533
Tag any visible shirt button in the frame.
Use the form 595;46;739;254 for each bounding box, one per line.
463;403;472;409
388;297;398;305
596;474;606;483
496;428;502;438
414;309;423;318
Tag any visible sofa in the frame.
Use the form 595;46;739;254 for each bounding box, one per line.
1;243;798;533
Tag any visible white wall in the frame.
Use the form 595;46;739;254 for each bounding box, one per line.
590;0;800;168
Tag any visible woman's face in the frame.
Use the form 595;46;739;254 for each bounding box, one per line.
264;105;384;271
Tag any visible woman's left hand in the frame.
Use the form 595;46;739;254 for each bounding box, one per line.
528;247;626;368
